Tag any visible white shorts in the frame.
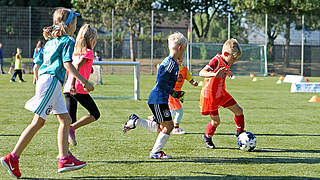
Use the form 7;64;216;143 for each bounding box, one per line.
25;74;68;120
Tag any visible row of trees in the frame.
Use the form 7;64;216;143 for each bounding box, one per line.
2;0;320;66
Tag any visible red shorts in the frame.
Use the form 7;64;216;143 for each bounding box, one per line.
208;98;237;116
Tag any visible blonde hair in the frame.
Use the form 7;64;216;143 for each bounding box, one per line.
73;24;97;55
43;8;77;40
168;32;188;50
222;38;242;59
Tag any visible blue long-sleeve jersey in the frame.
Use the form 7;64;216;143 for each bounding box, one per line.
148;56;179;104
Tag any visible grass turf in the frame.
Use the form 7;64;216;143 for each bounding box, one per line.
1;74;320;179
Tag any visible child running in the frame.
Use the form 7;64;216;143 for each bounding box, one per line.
169;62;198;134
10;48;25;82
63;24;100;146
123;32;187;159
1;8;93;178
199;38;244;149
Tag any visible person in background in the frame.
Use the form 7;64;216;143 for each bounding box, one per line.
10;48;25;82
33;40;44;84
0;43;5;74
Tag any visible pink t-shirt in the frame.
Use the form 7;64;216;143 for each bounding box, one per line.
63;49;93;94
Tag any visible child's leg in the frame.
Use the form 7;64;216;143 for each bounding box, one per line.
151;120;173;154
172;107;183;127
12;114;45;156
64;93;77;124
18;70;23;81
72;94;100;130
205;114;220;138
56;113;72;158
226;103;244;132
11;70;18;81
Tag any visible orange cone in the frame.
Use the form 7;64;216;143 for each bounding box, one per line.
308;95;320;102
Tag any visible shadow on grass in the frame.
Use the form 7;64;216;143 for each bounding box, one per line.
21;175;320;180
186;132;320;137
0;134;20;136
85;155;320;165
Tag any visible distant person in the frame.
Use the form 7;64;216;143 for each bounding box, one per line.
94;51;102;61
32;40;44;84
10;48;25;82
199;38;245;149
92;50;103;84
63;24;100;146
7;52;15;74
0;43;4;74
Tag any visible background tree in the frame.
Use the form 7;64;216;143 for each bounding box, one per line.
0;0;72;7
72;0;153;61
156;0;230;41
231;0;320;67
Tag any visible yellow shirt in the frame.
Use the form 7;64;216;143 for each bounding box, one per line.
15;54;22;70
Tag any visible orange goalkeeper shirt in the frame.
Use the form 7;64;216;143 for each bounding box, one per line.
169;65;193;110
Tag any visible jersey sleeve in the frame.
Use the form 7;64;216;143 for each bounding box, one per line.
185;67;193;82
62;39;75;63
207;58;219;71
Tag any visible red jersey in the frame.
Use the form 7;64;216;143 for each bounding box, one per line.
200;53;233;115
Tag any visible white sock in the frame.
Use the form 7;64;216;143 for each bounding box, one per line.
136;118;159;132
173;107;184;125
151;132;170;153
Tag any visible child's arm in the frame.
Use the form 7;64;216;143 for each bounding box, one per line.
199;66;227;78
64;61;94;92
33;64;40;84
189;79;198;86
70;57;87;95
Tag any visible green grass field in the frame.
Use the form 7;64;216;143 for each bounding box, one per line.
1;74;320;179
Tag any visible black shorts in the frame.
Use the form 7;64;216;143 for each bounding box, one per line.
148;104;172;124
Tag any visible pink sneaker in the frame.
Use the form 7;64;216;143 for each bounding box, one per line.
1;153;21;178
58;155;86;173
68;126;77;146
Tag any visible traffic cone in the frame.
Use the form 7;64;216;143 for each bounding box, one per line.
308;95;320;102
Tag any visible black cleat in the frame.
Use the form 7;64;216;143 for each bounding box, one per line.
202;134;215;149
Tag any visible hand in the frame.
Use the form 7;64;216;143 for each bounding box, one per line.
70;86;77;95
84;81;94;92
192;81;198;86
227;71;233;79
179;95;184;103
172;90;184;99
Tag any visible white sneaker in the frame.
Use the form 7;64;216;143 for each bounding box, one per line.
149;151;172;159
123;114;139;133
172;127;186;134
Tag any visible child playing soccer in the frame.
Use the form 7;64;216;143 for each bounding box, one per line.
123;32;187;159
1;8;93;178
199;38;244;149
10;48;25;82
63;24;100;146
169;62;198;134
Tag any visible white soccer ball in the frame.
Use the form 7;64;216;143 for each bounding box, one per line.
237;132;256;151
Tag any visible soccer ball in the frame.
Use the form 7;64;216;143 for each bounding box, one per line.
237;132;256;151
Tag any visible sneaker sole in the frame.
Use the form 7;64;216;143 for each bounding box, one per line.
1;157;19;178
58;163;87;173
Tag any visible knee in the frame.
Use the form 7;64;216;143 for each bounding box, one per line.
210;119;220;127
31;119;45;129
161;121;174;134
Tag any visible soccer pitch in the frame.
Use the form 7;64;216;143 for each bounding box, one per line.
1;74;320;179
